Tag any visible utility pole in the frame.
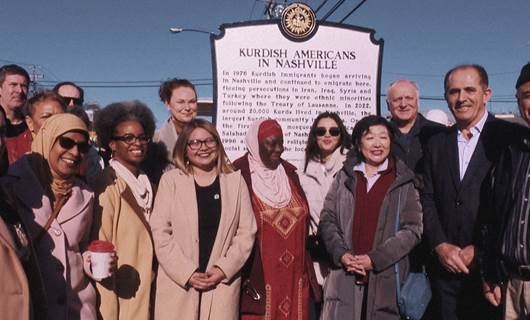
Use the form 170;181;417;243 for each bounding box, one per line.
264;0;287;19
28;65;43;95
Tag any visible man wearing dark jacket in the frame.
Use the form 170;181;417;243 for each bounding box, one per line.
387;79;446;173
481;61;530;319
0;64;32;164
422;64;525;319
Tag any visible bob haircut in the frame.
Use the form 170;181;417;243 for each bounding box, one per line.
23;90;66;117
304;111;351;172
94;100;156;151
173;118;233;175
158;78;197;103
350;115;395;165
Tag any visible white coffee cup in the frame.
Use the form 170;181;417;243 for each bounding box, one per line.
90;251;113;280
88;240;114;280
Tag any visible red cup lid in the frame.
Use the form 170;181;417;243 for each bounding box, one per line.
88;240;114;252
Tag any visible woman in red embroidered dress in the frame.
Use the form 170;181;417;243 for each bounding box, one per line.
234;119;319;320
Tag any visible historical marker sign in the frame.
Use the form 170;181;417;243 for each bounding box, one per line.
212;6;383;164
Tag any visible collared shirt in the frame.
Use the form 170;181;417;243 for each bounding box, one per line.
353;159;389;192
457;110;488;180
502;154;530;266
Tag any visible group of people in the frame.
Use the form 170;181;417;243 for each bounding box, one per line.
0;60;528;320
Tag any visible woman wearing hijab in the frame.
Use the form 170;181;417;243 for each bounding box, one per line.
0;113;96;319
91;101;157;320
150;119;256;320
234;118;320;320
318;115;422;320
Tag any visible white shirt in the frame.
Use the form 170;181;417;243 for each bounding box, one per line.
457;110;488;180
353;159;389;192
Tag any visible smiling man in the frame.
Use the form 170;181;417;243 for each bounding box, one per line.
386;79;445;172
422;64;525;320
0;64;32;164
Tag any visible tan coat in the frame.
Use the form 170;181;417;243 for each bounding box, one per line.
150;169;256;320
0;217;30;320
92;167;155;320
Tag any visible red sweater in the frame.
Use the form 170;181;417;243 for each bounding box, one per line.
352;160;396;255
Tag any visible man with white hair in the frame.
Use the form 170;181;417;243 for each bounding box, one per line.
386;79;445;172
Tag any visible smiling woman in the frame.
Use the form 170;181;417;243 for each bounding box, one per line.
300;112;351;296
150;118;256;320
0;113;97;320
318;115;423;320
233;118;321;320
91;101;157;320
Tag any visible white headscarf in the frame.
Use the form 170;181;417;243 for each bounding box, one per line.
246;119;291;208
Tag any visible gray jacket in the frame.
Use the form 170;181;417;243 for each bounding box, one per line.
318;156;422;320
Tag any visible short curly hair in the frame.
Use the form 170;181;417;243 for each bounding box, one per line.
94;100;156;150
158;78;196;103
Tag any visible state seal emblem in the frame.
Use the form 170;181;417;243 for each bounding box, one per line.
280;2;317;41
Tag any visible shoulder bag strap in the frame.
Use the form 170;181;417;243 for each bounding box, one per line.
394;190;402;298
33;195;68;244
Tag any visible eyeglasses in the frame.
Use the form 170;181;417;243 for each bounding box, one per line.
315;127;341;137
112;134;151;145
187;138;218;150
58;136;90;154
62;96;83;106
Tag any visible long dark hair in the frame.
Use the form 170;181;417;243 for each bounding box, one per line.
350;115;394;165
304;111;351;172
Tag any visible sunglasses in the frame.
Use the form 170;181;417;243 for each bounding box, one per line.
58;136;90;154
112;134;151;145
62;96;83;106
315;127;341;137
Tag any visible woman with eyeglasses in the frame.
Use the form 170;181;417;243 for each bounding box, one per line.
91;101;157;320
0;113;97;319
300;112;351;290
150;118;256;320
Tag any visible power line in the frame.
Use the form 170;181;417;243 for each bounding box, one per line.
249;0;258;19
321;0;348;21
314;0;331;14
339;0;367;23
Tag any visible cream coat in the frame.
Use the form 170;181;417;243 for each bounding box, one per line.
92;167;155;320
153;118;178;163
150;169;256;320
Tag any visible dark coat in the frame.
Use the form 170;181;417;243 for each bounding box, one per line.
422;114;525;249
391;113;447;174
480;126;530;283
422;114;526;319
318;156;422;320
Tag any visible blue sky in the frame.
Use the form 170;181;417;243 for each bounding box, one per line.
1;0;528;126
